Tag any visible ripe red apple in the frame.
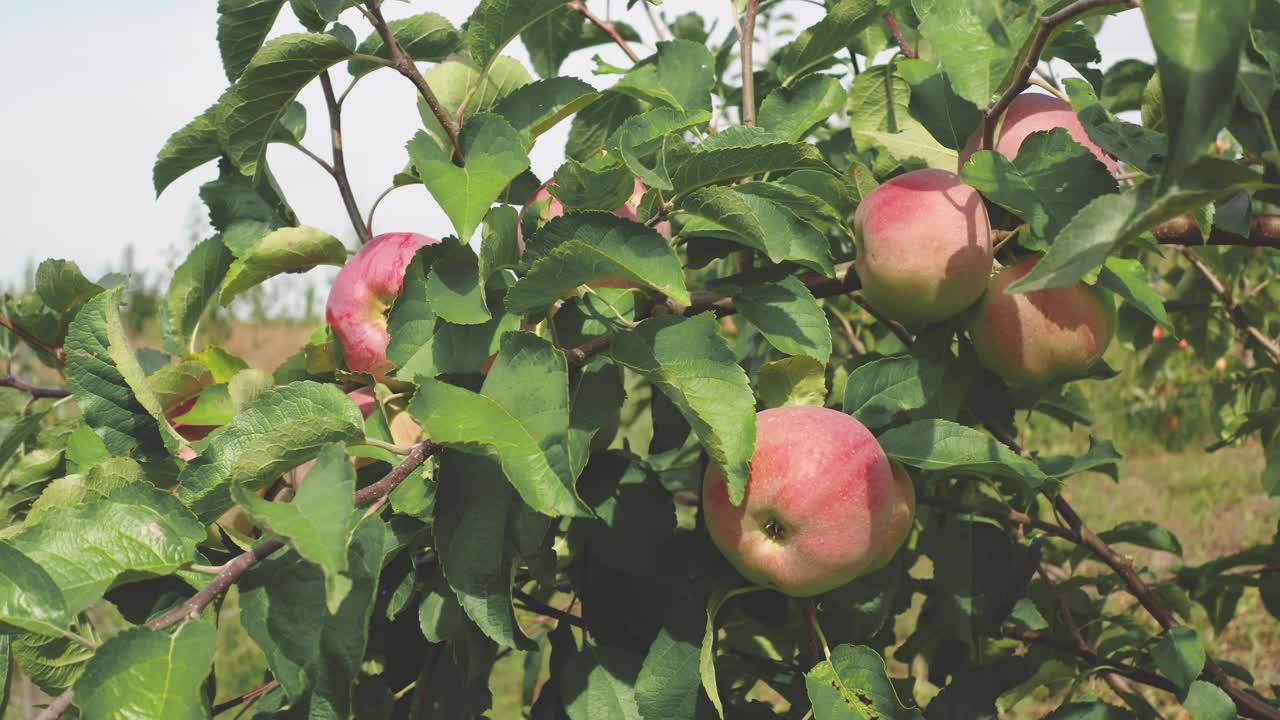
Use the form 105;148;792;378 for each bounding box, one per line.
852;168;993;327
969;257;1116;386
960;93;1119;174
326;232;439;378
702;406;915;597
519;177;671;253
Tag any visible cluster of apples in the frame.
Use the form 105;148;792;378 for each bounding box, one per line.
855;93;1117;386
320;93;1119;599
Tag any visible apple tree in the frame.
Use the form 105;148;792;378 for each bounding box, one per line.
3;0;1280;718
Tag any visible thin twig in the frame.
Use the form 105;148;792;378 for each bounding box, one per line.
319;72;370;244
1179;246;1280;367
980;0;1136;150
1004;627;1179;695
568;1;641;64
512;589;584;628
0;315;64;364
211;680;279;716
360;437;415;456
641;0;669;41
1154;213;1280;249
883;12;916;58
916;495;1075;541
408;644;443;720
36;441;440;720
363;1;463;160
736;0;760;127
365;183;404;237
0;375;70;399
851;293;914;346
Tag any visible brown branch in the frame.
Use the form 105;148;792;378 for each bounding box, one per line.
409;644;443;720
1178;246;1280;367
916;495;1075;541
980;0;1136;150
735;0;760;127
1004;627;1180;696
319;72;370;244
364;1;463;160
0;315;64;364
36;440;441;720
512;589;584;628
883;12;917;59
211;680;279;715
851;293;914;346
0;375;70;399
568;2;641;64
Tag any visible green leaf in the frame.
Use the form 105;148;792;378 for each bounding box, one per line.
849;64;911;141
567;359;626;476
1043;702;1135;720
549;161;636;212
153;102;220;197
1182;680;1235;720
201;156;296;234
844;355;948;430
74;621;216;720
960;130;1118;249
568;92;643;162
806;644;923;720
463;0;565;74
233;443;356;613
1150;626;1205;694
35;260;103;333
65;288;184;461
289;0;342;31
759;75;847;143
435;454;548;650
163;237;234;355
238;518;385;711
562;643;644;720
610;314;755;504
1143;0;1251;181
507;214;689;314
612;108;712;191
480;206;521;281
409;336;589;518
914;0;1035;108
9;484;203;615
878;419;1048;489
779;0;881;86
613;40;715;112
408;114;531;242
1067;79;1166;174
12;628;94;694
0;542;69;637
217;0;288;81
679;187;835;275
176;381;365;523
700;585;767;719
1098;257;1170;328
1037;436;1122;482
348;12;460;76
860;126;958;171
897;58;983;150
218;225;347;304
1098;521;1182;557
417;57;532;143
708;272;832;360
424;239;492;325
924;516;1040;643
493;77;600;146
758;356;828;409
671;132;837;198
218;32;352;177
520;6;582;79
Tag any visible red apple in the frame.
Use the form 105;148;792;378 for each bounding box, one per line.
326;232;439;378
702;406;914;597
960;93;1120;174
969;257;1116;386
852;169;993;327
1151;326;1166;342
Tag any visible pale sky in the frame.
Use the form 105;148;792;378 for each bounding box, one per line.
0;2;1154;295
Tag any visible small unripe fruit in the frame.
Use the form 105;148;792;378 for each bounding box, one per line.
960;93;1119;174
327;233;439;378
702;407;914;597
969;257;1116;386
853;169;993;327
1176;338;1190;352
1151;326;1166;342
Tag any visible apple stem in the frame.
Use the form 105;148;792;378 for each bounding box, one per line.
805;600;831;662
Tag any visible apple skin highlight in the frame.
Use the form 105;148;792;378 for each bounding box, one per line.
702;406;914;597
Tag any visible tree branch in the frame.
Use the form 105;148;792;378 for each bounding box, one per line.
319;72;370;244
883;12;917;59
0;315;64;364
568;1;641;64
210;680;279;716
512;589;584;628
363;1;463;160
35;440;441;720
980;0;1136;150
1003;627;1180;695
1178;246;1280;367
915;495;1075;541
0;375;70;399
735;0;760;128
